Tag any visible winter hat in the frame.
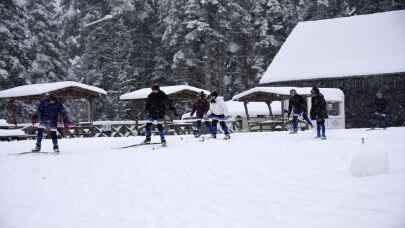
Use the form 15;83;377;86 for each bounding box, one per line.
311;87;320;95
151;83;160;91
290;89;297;95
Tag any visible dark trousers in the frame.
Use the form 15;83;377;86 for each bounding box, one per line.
316;119;326;137
292;112;313;131
145;122;165;140
371;113;387;128
210;119;229;135
36;128;58;147
195;120;211;135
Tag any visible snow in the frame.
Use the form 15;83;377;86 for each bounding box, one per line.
233;87;344;102
225;100;281;117
1;128;405;228
0;119;8;126
0;129;25;137
259;10;405;84
83;15;113;28
120;85;210;100
350;145;389;177
181;101;281;119
0;81;107;98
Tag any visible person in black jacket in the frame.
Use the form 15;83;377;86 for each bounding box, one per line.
190;92;210;137
287;89;313;133
310;87;328;139
371;91;388;129
31;94;70;152
143;84;177;145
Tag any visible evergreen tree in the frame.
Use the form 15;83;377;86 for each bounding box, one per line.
26;0;69;83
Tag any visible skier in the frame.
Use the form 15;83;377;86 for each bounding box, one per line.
371;91;388;129
310;87;328;139
287;89;313;133
190;91;210;137
207;91;230;140
143;84;177;146
31;94;70;153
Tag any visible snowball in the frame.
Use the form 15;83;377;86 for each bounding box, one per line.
350;147;389;177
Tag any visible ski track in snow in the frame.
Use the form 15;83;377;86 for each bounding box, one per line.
0;128;405;228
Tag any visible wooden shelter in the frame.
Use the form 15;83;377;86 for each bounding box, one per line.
120;85;210;117
233;87;345;131
0;81;107;125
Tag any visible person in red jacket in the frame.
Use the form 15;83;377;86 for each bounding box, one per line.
190;92;210;137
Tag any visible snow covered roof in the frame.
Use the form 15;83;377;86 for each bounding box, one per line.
233;87;344;102
259;10;405;84
0;81;107;99
120;85;210;100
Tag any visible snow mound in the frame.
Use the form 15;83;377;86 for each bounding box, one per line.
350;147;389;177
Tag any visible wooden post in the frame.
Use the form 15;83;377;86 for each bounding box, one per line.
281;99;285;122
87;97;94;123
8;99;17;126
243;101;250;120
265;101;273;117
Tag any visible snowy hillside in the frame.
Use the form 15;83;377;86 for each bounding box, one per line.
1;128;405;228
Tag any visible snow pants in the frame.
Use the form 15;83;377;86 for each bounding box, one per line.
145;118;165;141
36;128;58;147
316;119;326;137
209;114;229;135
194;119;211;136
292;112;313;132
371;112;387;128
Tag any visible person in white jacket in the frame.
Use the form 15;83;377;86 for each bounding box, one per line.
207;91;230;139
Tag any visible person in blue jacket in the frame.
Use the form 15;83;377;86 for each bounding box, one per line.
31;94;70;153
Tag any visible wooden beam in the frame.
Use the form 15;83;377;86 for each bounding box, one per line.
243;101;250;120
8;99;17;126
87;97;94;123
266;101;273;116
281;100;285;122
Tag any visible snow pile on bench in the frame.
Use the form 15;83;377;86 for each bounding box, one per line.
259;10;405;84
0;129;26;137
120;85;210;100
0;81;107;98
0;119;9;127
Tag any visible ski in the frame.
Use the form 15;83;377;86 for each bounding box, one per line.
114;142;162;150
14;151;59;155
366;128;387;131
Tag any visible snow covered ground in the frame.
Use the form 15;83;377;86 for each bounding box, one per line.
1;128;404;228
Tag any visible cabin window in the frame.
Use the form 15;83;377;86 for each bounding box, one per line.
327;102;340;116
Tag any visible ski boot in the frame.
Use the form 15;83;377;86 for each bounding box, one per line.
143;137;151;144
321;136;327;140
289;129;298;134
209;134;217;139
224;134;231;140
53;145;60;153
31;145;41;152
161;139;167;147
